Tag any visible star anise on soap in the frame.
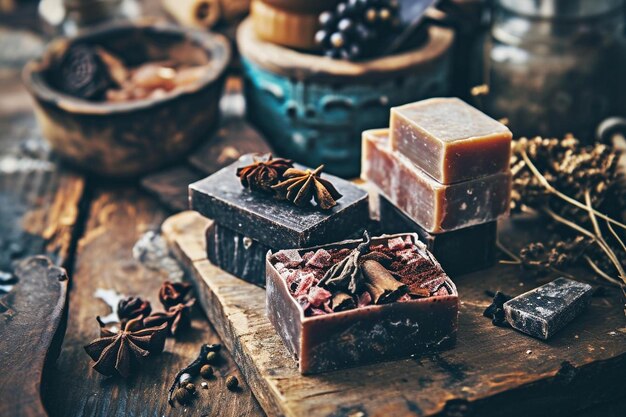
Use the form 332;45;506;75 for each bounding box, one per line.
144;298;196;336
117;296;152;324
84;315;168;378
236;155;294;192
159;281;192;309
272;164;343;210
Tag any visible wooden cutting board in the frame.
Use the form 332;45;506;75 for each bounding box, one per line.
163;211;626;417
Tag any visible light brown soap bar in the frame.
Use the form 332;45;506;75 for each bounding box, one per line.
362;129;511;233
390;98;512;184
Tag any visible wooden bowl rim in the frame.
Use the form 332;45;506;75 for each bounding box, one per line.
22;21;231;115
237;17;454;82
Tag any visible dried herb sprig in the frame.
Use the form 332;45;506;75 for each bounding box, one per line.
508;136;626;304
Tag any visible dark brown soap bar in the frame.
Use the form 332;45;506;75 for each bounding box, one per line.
266;233;459;374
362;129;511;233
379;195;496;275
190;154;369;284
390;98;512;184
190;154;369;249
206;222;270;287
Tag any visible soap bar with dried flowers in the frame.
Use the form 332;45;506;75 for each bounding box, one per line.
379;195;497;275
390;98;512;184
190;154;368;284
362;129;511;233
266;233;459;374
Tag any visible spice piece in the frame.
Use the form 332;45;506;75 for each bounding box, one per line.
361;260;407;304
168;344;221;407
236;155;294;193
205;351;218;364
144;298;196;336
185;383;196;393
174;387;192;405
319;232;370;294
226;375;239;391
159;281;192;309
483;291;512;327
117;296;151;324
272;165;343;210
55;45;112;100
84;316;168;378
200;364;214;378
201;382;209;389
330;292;356;311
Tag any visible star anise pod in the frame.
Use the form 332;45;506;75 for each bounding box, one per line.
236;155;293;193
159;281;192;309
272;164;343;210
117;296;151;324
144;298;196;336
84;315;168;378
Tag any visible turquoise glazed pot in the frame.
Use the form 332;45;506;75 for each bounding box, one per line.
237;18;455;177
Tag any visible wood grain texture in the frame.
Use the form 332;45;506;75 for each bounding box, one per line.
164;211;626;417
43;188;263;417
0;257;69;417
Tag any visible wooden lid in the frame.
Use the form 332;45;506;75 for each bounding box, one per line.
237;17;454;83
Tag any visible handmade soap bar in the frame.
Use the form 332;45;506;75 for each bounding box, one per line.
390;98;512;184
504;278;593;340
266;233;459;374
206;223;270;287
362;129;511;233
379;195;496;275
190;154;369;283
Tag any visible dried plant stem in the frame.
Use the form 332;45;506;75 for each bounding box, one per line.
607;220;626;253
497;239;521;262
520;149;626;231
584;256;624;287
543;206;626;285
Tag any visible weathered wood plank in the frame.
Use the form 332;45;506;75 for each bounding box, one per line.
0;257;69;417
164;211;626;417
43;188;264;417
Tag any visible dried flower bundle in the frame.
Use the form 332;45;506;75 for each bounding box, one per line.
506;135;626;306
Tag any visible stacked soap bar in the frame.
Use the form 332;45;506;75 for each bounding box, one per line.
362;98;512;275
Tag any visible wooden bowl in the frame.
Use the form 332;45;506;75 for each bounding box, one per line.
23;22;231;178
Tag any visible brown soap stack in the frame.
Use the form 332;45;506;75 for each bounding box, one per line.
361;97;513;275
250;0;339;50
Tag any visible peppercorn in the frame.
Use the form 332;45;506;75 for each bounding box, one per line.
173;387;192;405
226;375;239;391
185;383;196;393
200;364;213;379
205;351;218;364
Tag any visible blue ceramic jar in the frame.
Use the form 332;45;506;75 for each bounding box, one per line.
237;18;455;177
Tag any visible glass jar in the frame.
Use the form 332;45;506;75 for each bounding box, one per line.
483;0;626;141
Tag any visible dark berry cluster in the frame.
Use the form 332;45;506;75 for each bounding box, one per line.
315;0;401;60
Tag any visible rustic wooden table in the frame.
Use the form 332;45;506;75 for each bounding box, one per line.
0;4;265;416
1;3;626;417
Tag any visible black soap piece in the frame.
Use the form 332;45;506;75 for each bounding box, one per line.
206;222;269;287
190;155;369;249
483;291;512;327
504;278;593;340
379;195;496;275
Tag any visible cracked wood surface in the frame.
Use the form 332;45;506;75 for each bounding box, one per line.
164;211;626;417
